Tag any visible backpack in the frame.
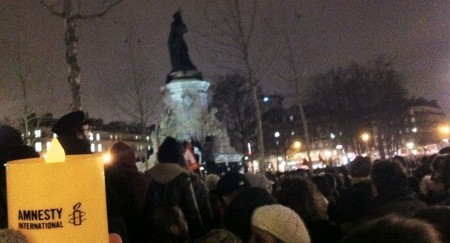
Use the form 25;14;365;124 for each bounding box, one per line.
145;180;166;210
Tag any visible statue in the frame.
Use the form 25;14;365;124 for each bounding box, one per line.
167;10;202;83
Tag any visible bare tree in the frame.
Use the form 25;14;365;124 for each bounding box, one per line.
112;26;160;135
39;0;124;111
1;38;56;144
199;0;280;170
277;5;313;171
211;74;257;154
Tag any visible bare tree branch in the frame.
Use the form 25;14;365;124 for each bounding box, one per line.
39;0;64;17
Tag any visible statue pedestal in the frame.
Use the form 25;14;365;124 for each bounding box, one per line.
152;78;243;168
159;79;210;141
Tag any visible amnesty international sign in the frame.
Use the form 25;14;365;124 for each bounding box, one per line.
6;139;108;243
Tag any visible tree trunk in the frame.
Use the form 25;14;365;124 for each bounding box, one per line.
64;0;82;111
251;80;265;172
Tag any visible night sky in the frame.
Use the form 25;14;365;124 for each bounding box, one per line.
1;1;449;125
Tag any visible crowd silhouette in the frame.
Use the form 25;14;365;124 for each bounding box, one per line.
1;112;450;242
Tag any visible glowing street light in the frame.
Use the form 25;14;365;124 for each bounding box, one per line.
293;141;301;149
406;142;414;150
439;125;450;136
361;133;370;142
360;132;370;154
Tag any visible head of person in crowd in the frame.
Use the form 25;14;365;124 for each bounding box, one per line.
157;136;185;164
216;172;250;208
393;155;407;168
311;173;337;200
414;154;436;180
339;214;442;243
370;159;409;195
431;154;450;190
109;141;136;169
51;110;91;155
194;229;242;243
244;172;274;193
7;145;40;162
0;125;24;164
273;175;328;223
149;205;189;242
204;174;220;192
414;206;450;243
249;204;311;243
348;156;371;179
224;187;277;242
439;146;450;154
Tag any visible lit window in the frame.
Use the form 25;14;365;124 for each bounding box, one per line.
135;136;139;140
89;133;94;141
46;141;52;151
110;135;113;139
35;142;42;152
289;115;294;121
34;130;41;138
97;144;103;152
146;136;150;141
291;131;295;136
90;143;95;152
95;133;100;141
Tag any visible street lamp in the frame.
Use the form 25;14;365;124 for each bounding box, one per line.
274;131;281;171
361;132;370;154
439;125;450;138
438;125;450;144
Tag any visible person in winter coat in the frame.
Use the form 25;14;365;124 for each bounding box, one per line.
106;142;150;243
367;159;427;219
144;136;205;240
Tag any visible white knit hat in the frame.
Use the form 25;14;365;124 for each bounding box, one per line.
252;204;311;243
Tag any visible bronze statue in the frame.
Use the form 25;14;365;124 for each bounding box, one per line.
167;10;202;83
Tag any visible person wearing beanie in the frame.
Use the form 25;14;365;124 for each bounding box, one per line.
250;204;311;243
245;172;274;193
224;187;277;242
51;110;91;155
144;136;206;240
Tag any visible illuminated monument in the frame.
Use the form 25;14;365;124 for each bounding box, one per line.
153;11;240;164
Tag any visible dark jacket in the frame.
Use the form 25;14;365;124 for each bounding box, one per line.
335;179;373;224
367;187;427;219
144;163;205;239
58;136;91;155
106;164;149;243
189;173;214;231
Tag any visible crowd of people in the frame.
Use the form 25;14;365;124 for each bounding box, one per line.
1;111;450;243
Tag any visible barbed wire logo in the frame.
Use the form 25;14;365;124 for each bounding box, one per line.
69;202;86;226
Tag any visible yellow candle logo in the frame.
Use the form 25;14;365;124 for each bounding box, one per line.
69;202;86;226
